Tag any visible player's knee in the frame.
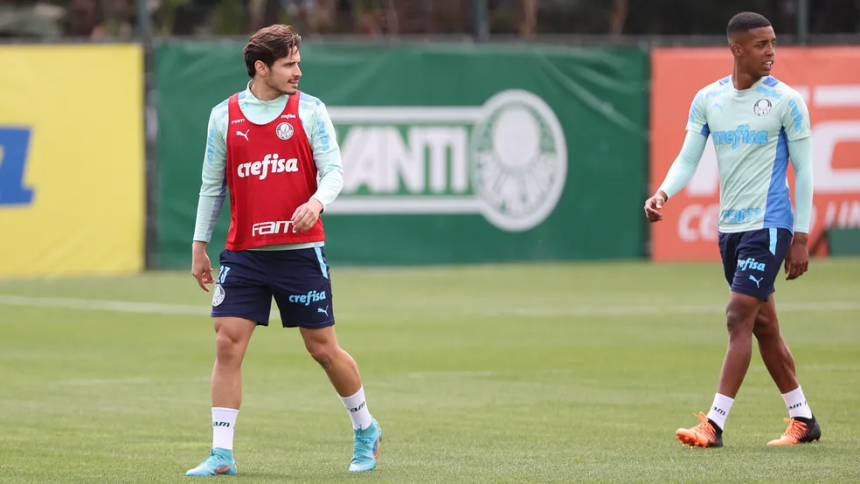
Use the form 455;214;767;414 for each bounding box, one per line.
215;333;242;363
725;306;755;335
308;345;335;368
310;347;334;368
753;313;778;339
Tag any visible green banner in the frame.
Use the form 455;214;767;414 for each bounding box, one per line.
153;42;648;268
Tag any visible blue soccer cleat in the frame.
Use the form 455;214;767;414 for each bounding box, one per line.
186;448;237;476
348;418;382;472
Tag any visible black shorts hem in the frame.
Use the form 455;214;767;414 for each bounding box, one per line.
282;319;335;329
730;286;771;302
210;311;270;326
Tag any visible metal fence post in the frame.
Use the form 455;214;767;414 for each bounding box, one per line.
137;0;158;269
796;0;809;45
472;0;489;42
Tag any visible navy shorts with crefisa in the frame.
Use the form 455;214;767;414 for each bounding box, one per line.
210;245;334;328
718;227;792;301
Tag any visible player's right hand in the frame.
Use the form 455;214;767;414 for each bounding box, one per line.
784;234;810;281
644;191;667;223
191;246;214;292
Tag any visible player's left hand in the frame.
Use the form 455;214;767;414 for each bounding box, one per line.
291;198;323;232
191;242;214;292
784;234;809;280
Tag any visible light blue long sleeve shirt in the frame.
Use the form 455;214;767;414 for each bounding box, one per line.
657;75;814;234
192;82;344;249
659;132;814;234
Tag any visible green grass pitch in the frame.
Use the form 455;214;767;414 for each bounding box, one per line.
1;258;859;483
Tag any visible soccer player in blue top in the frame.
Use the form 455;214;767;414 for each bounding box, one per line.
645;12;821;448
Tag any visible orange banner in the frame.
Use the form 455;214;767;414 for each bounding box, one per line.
650;47;860;261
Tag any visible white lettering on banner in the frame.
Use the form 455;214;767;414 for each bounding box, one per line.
813;121;860;193
678;203;720;242
341;127;468;195
326;90;568;233
825;200;860;227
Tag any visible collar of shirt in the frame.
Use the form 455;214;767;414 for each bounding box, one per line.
243;80;290;107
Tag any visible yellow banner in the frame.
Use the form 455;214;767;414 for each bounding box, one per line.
0;45;144;277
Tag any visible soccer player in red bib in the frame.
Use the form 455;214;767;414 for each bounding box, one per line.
187;24;381;476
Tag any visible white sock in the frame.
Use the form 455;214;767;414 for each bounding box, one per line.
212;407;239;450
706;393;734;431
340;386;372;430
782;386;813;419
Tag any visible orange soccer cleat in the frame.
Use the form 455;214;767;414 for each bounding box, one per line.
676;412;724;448
767;417;821;446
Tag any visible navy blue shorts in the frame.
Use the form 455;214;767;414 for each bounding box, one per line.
718;228;792;301
210;246;334;328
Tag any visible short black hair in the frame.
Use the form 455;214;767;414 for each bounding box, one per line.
727;12;772;36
